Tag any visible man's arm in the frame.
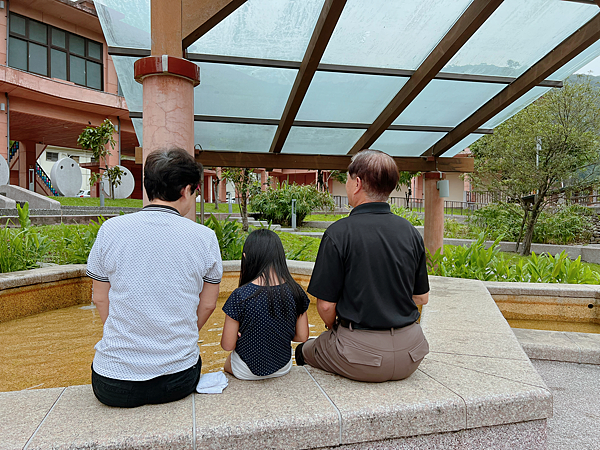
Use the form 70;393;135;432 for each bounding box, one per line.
413;292;429;305
92;279;110;324
317;299;337;330
197;282;220;330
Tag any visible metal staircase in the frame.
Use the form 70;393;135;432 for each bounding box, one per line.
35;163;59;196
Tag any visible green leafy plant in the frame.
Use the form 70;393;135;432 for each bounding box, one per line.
249;181;334;227
61;218;106;264
390;205;423;226
77;118;123;199
204;214;245;260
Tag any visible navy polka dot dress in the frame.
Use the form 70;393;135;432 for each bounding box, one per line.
223;283;310;376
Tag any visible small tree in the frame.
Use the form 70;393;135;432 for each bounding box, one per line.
470;76;600;255
222;168;260;232
77;119;124;200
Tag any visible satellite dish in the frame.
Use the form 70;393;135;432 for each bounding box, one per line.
103;165;135;199
50;157;82;197
0;155;8;186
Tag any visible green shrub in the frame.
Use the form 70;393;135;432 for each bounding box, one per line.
249;182;334;226
390;205;423;226
533;204;594;245
443;218;470;239
427;233;600;284
204;215;245;260
466;202;523;241
0;204;50;272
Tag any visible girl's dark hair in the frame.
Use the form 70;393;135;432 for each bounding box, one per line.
144;148;203;202
239;229;307;318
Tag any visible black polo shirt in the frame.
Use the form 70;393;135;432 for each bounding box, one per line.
307;202;429;329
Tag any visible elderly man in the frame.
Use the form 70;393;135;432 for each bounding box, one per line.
87;148;222;407
296;149;429;382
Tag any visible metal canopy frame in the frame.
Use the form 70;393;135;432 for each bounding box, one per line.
100;0;600;172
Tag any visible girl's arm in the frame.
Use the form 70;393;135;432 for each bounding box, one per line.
221;315;240;351
292;312;309;342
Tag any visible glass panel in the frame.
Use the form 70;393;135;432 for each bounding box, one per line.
112;56;143;111
281;128;364;155
51;49;67;80
296;72;408;123
194;122;277;152
88;41;102;60
482;86;551;129
554;40;600;80
70;55;86;85
442;134;482;158
86;61;102;90
444;0;598;77
94;0;151;49
371;130;445;157
8;37;27;71
9;14;26;36
322;0;472;69
29;43;47;76
393;80;505;128
194;63;295;119
70;34;85;56
52;28;66;48
29;21;47;44
188;0;323;61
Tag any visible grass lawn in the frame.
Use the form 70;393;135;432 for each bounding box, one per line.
48;196;243;213
305;214;348;221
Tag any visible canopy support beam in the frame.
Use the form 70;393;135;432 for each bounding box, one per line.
181;0;247;50
347;0;504;155
195;150;474;172
269;0;347;154
423;12;600;158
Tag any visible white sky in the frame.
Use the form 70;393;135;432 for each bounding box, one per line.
575;56;600;76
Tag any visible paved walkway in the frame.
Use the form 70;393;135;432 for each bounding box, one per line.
533;360;600;450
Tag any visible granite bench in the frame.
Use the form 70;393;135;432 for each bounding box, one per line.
1;264;552;449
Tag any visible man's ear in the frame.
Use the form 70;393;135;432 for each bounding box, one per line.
354;176;363;193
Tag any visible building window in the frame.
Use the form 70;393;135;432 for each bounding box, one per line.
68;155;80;163
8;13;103;91
46;152;58;162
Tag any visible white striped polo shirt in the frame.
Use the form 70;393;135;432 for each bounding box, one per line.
86;205;223;381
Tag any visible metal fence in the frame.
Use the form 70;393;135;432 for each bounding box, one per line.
332;196;487;215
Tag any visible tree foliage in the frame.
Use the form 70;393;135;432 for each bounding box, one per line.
221;168;260;232
469;76;600;255
77;119;123;199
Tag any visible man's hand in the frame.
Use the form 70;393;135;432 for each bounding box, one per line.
197;282;220;330
317;298;337;330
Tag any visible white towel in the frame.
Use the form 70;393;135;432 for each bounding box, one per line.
196;371;228;394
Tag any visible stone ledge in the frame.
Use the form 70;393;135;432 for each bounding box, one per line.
0;265;86;291
0;272;552;449
513;328;600;365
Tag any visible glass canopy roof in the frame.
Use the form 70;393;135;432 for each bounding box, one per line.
96;0;600;160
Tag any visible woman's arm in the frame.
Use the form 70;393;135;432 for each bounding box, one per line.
92;280;110;324
221;315;240;351
292;312;309;342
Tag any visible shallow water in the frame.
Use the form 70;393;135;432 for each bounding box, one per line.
0;294;327;392
507;318;600;334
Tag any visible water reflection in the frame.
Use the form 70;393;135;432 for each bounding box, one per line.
0;293;326;392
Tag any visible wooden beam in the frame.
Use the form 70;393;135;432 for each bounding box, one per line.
181;0;247;50
151;0;183;56
196;151;474;173
424;12;600;158
269;0;347;154
347;0;504;155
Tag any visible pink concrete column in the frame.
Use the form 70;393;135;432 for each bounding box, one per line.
135;56;200;220
0;105;6;161
260;170;267;191
18;141;37;190
424;173;445;257
218;168;227;203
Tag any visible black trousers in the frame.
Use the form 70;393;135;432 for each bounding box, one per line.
91;357;201;408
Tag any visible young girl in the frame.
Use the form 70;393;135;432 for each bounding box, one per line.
221;229;310;380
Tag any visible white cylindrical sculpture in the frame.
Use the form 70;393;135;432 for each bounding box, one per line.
103;165;135;199
50;157;82;197
0;155;8;186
